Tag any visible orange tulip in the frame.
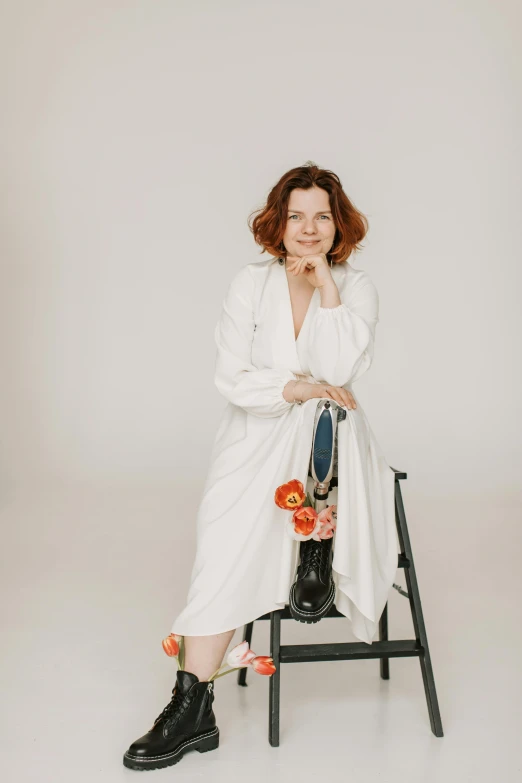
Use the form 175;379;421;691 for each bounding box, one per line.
251;656;276;675
292;505;318;537
162;633;182;657
274;479;306;510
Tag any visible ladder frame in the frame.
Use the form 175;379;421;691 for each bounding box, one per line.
236;468;444;745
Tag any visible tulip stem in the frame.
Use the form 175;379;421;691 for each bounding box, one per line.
178;637;185;671
208;665;243;681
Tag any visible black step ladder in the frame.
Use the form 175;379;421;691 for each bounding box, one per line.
237;468;444;745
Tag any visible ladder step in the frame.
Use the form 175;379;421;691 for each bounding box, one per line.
279;639;422;663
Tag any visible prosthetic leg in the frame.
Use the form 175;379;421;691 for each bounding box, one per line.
289;399;346;623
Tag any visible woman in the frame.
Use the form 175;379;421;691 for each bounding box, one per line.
123;162;399;771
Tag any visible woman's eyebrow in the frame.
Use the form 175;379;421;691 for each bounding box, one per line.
287;210;332;214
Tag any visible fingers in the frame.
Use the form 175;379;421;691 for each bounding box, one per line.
287;256;317;275
321;386;357;410
286;257;305;276
341;389;357;410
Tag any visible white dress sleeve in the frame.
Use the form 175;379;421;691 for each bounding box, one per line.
214;265;299;418
306;279;379;388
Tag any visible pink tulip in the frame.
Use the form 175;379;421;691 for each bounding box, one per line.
312;506;337;540
209;641;276;681
226;640;257;668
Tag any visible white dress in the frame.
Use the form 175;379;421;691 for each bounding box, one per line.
170;255;400;644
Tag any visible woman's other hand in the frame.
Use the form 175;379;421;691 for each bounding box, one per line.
284;380;357;410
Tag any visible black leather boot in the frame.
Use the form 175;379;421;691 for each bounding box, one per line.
289;535;336;623
123;670;219;771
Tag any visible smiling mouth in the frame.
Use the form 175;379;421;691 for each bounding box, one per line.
298;240;320;244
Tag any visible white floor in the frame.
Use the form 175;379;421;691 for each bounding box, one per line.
1;482;520;782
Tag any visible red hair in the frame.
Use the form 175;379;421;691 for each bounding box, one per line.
248;161;369;264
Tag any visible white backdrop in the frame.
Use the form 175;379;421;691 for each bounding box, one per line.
1;0;520;498
1;2;521;781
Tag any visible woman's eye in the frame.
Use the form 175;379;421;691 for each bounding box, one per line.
288;214;329;220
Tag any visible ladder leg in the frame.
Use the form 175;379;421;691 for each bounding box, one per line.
269;609;281;746
237;620;254;686
379;602;390;679
394;480;444;737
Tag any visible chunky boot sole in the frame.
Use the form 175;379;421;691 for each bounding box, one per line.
122;726;219;771
289;578;336;623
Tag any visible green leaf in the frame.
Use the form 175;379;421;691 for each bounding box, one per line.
305;491;315;509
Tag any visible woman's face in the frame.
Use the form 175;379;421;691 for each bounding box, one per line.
282;186;336;258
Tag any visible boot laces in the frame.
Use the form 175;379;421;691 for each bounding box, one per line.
299;538;330;578
152;685;186;727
